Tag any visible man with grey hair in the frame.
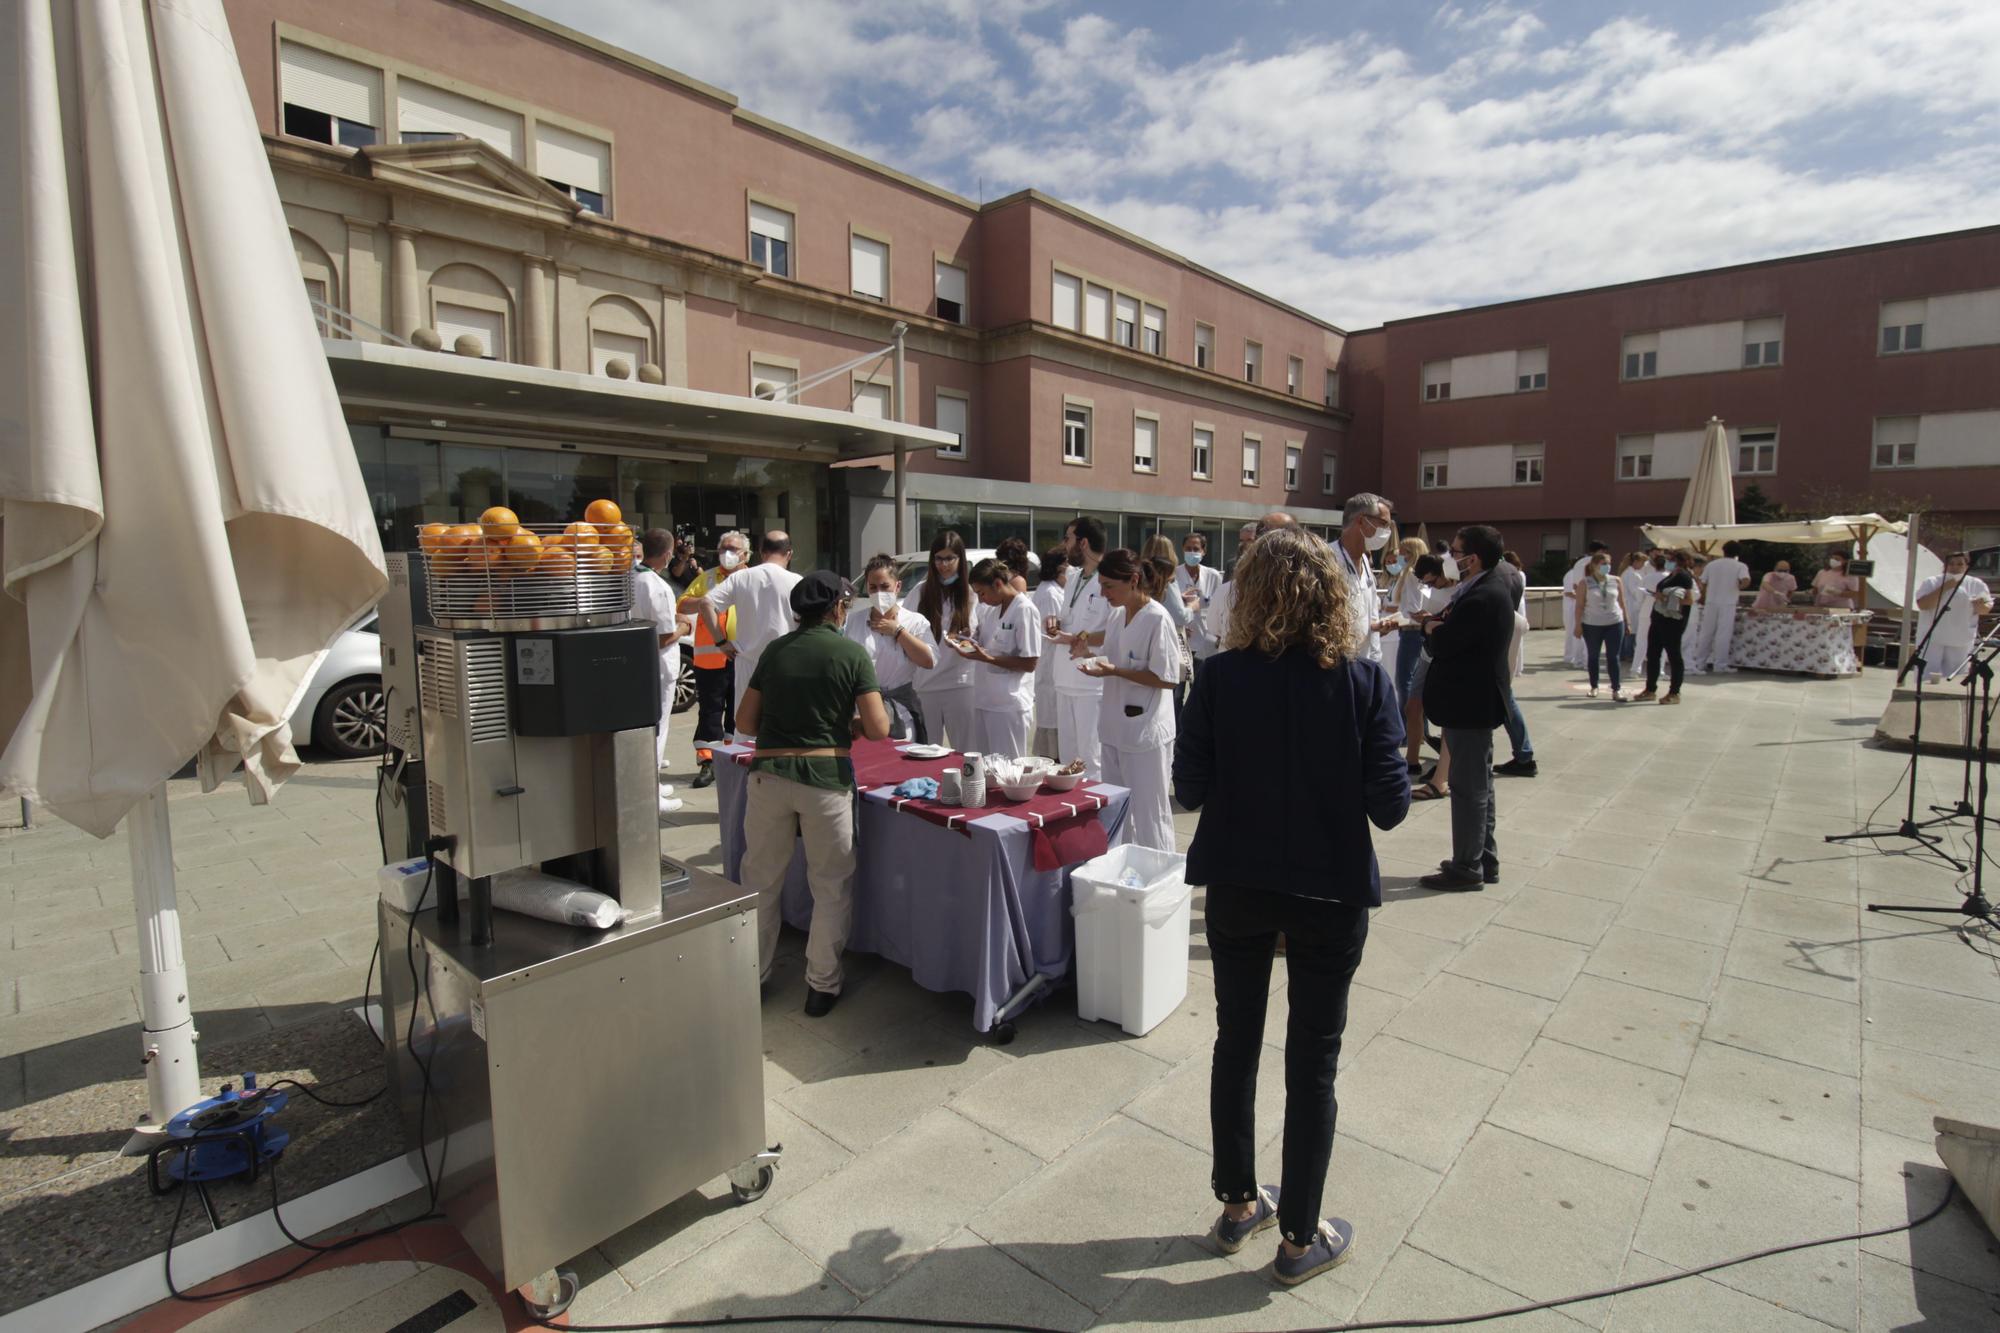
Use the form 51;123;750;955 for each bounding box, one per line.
1336;493;1396;664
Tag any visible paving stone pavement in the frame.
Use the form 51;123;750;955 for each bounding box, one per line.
7;637;2000;1329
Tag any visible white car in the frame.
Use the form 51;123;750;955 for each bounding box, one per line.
290;616;385;760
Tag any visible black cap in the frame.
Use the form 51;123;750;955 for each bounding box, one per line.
790;569;853;619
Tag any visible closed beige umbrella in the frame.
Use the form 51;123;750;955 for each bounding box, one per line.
0;0;385;1142
1675;417;1737;554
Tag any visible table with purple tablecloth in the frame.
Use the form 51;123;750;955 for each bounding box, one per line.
714;742;1131;1034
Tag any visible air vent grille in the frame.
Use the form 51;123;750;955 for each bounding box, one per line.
418;637;454;718
427;778;448;835
463;638;510;744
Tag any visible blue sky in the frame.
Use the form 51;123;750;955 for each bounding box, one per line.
520;0;2000;329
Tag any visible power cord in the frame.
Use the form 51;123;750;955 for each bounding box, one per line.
523;1182;1960;1333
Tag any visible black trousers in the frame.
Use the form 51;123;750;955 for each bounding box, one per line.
692;661;735;753
1645;614;1687;695
1208;883;1370;1246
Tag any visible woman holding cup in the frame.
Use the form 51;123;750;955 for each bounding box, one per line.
1079;550;1181;852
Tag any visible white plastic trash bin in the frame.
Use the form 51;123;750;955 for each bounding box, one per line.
1071;844;1193;1035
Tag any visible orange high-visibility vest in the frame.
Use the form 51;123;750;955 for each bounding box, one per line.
686;568;737;669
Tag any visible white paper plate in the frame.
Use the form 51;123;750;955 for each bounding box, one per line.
898;743;953;759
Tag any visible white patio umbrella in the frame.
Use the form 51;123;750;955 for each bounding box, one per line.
0;0;385;1143
1674;416;1737;554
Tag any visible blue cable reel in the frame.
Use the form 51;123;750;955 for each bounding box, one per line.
147;1073;291;1222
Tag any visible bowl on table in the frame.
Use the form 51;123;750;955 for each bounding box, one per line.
996;778;1043;802
1042;771;1085;792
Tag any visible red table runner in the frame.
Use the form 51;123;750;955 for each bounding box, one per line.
733;738;1112;869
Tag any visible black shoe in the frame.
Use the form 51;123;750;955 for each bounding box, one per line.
803;988;839;1018
1420;867;1485;892
1494;758;1538;778
1437;858;1500;885
691;760;716;789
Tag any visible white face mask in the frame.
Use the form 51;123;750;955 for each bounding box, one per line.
719;549;744;570
871;590;895;612
1364;525;1391;551
1441;554;1460;582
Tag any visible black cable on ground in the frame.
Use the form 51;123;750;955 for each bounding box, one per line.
526;1181;1960;1333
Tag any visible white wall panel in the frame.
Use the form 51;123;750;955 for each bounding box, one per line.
1651;428;1705;479
1450;350;1516;399
1657;320;1743;377
1917;410;2000;467
1446;443;1515;488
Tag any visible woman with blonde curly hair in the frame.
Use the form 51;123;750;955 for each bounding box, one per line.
1171;526;1410;1287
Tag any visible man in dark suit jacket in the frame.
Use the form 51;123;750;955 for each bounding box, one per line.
1419;525;1513;891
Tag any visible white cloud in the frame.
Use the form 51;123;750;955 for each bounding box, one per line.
516;0;2000;328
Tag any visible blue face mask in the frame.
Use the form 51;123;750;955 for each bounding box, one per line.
938;572;958;586
1387;559;1406;575
1663;561;1678;573
1182;550;1203;566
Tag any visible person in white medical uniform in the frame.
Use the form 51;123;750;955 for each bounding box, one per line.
956;559;1043;757
1560;545;1604;668
1915;551;1995;682
632;529;687;812
701;530;802;740
1030;547;1069;756
904;529;982;750
1620;551;1657;672
1690;541;1752;673
1081;549;1182;852
1049;516;1112;778
1333;494;1396;665
1204;522;1261;649
844;554;937;740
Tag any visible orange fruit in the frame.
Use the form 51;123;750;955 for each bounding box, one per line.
551;520;600;550
583;498;622;529
496;530;542;573
478;506;521;538
602;522;635;558
537;545;576;577
418;522;450;551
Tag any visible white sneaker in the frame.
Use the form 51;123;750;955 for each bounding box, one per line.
658;783;677;797
658;795;684;815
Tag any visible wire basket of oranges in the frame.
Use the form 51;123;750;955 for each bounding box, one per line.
416;500;638;629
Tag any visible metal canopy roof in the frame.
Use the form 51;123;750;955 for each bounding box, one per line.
322;339;958;462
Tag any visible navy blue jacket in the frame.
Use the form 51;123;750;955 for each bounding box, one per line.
1173;646;1410;907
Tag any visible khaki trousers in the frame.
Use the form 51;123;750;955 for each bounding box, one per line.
741;771;856;994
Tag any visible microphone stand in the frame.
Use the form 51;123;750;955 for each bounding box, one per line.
1826;570;1967;867
1930;618;2000;823
1868;635;1999;926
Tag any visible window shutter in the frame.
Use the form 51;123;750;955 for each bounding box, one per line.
434;303;505;359
935;394;968;452
850;236;888;299
591;330;646;376
399;81;521;159
852;382;890;418
749;204;794;243
934;262;967;307
534;122;608;196
281;42;381;126
1052;273;1079;329
1142;305;1164;336
1083;285;1110;339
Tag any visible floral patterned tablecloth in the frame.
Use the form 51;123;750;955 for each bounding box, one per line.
1731;608;1872;676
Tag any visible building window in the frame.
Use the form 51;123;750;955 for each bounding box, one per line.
850;234;888;301
1321;453;1338;496
1052;271;1080;329
1284;445;1301;491
934;261;967;324
1617;440;1654;479
1873;416;1918;469
749;203;794;278
543;180;604;213
1244;341;1262;384
1133;416;1158;473
1874;441;1918;469
1191;428;1213;480
850;381;890;419
1194;323;1214;371
749;361;798;401
1517;370;1547;391
1324;369;1339;408
1513;445;1544;486
1736;429;1777;475
1083;284;1111;339
435;302;504;361
1062;405;1091;464
1241;438;1260;486
1422;361;1450;401
535;122;610;215
303;278;332;337
1742;317;1783;367
1420;454;1448;489
279;42;382;149
1515;346;1549;392
1624;349;1658;379
935;391;969;459
399;80;521;159
1286;356;1302;395
1882;323;1925;353
1142;304;1165;356
1114;294;1138;348
1743;340;1778;367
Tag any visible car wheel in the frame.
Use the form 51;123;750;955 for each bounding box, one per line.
315;677;386;759
672;659;697;714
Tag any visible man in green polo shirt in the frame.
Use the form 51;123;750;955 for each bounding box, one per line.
735;570;891;1017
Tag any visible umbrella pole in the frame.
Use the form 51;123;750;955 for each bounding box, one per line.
120;783;203;1155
